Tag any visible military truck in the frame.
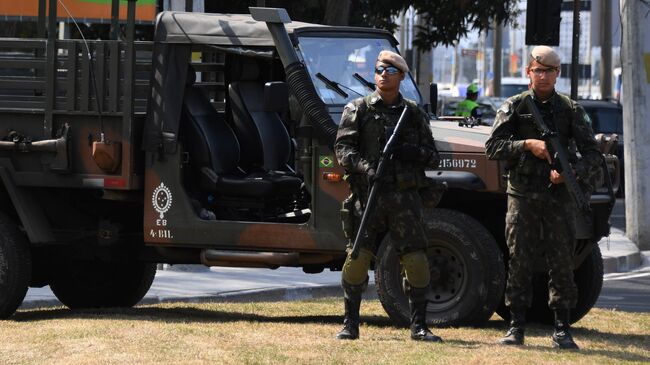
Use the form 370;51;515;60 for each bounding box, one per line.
0;2;616;327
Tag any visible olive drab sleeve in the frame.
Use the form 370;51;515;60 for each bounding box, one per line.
335;101;370;174
571;103;603;183
485;97;527;161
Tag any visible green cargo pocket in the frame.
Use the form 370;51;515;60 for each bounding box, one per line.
340;208;352;239
341;194;357;239
395;172;418;190
418;177;446;208
419;183;446;209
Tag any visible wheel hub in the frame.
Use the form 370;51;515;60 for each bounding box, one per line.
424;244;467;310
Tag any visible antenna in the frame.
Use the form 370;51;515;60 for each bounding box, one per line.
57;0;105;142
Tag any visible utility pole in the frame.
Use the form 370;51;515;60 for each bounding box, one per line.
600;0;612;99
416;14;432;104
570;0;580;100
492;20;502;97
621;0;650;250
480;31;488;92
412;12;419;83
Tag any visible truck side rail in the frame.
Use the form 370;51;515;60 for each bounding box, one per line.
0;39;153;115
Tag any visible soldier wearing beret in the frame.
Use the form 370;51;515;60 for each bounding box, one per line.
486;46;602;349
334;50;442;342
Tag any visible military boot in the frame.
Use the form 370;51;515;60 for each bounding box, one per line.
552;309;579;350
408;285;443;342
498;307;526;345
335;280;364;340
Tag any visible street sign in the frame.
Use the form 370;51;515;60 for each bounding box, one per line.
461;49;478;57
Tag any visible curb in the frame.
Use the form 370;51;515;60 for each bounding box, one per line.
598;230;642;274
20;284;378;310
139;284;378;306
602;251;642;274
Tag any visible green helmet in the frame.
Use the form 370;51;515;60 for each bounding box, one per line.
467;83;479;94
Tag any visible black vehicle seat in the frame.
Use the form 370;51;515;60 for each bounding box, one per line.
228;81;293;172
182;86;298;197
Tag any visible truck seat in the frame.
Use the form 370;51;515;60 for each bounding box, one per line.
228;81;292;172
182;87;300;197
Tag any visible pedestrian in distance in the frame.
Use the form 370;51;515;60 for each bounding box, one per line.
334;50;442;342
455;83;482;121
485;45;603;350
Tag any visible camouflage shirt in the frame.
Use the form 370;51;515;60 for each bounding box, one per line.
485;90;602;197
334;91;439;189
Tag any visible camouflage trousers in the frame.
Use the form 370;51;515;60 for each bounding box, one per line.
355;185;428;254
340;185;430;286
504;193;578;310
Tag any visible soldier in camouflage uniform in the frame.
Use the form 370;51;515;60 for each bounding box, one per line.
333;50;442;342
486;46;602;350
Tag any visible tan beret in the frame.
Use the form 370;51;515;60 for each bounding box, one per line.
377;50;409;73
530;46;561;68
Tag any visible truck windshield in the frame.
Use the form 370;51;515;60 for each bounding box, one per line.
297;36;421;106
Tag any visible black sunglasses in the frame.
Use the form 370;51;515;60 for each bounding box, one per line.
375;65;401;75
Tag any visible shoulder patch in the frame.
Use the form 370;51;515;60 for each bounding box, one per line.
498;103;511;114
344;103;356;113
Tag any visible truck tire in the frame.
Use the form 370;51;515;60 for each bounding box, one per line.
50;260;156;309
0;213;31;319
497;244;604;325
375;208;505;327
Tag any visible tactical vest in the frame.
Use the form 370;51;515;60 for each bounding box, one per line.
508;91;578;193
354;95;426;189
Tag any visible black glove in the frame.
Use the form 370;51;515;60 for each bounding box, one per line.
366;168;377;186
393;143;421;161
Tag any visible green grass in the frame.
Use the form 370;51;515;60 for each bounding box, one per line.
1;298;649;365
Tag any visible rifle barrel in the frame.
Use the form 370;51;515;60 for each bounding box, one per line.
350;106;409;259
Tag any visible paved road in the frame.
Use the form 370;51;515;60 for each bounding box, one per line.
596;262;650;312
596;197;650;312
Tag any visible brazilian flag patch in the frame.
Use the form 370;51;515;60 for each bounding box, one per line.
319;155;334;167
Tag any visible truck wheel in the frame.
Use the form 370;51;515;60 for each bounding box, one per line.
50;260;156;309
497;244;604;325
375;208;505;327
0;213;31;319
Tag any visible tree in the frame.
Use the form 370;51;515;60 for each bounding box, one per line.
323;0;352;26
207;0;520;49
414;0;520;48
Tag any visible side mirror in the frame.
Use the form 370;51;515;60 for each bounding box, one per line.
429;83;438;116
264;81;289;113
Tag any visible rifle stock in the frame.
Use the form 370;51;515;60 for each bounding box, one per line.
350;106;410;259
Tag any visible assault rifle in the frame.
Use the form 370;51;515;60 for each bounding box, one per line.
350;105;410;259
520;95;593;235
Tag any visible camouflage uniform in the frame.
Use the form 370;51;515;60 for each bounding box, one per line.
333;90;442;341
335;90;440;271
485;90;602;310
